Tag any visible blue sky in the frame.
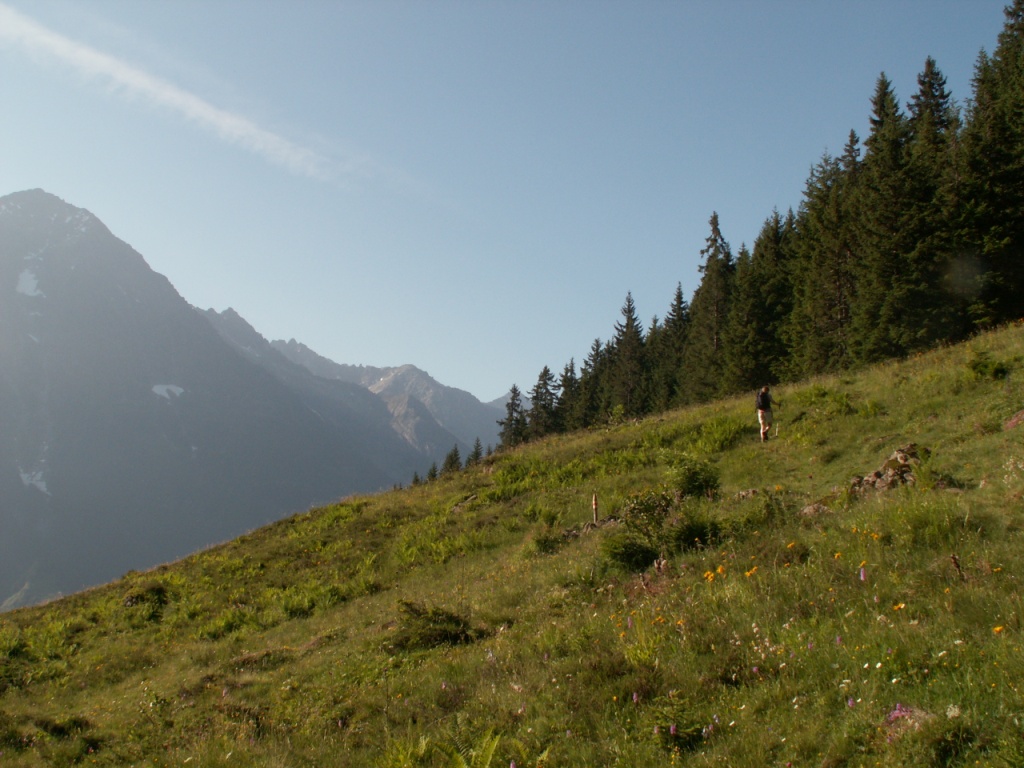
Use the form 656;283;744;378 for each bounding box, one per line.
0;1;1008;401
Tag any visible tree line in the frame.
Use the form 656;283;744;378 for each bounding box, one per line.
497;1;1024;449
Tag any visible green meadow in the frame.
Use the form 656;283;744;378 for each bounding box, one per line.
4;324;1024;766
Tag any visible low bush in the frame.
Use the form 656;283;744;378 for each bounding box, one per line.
667;455;720;499
600;531;660;572
388;601;485;652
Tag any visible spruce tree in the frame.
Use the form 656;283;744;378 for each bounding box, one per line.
960;0;1024;325
785;137;861;378
905;56;970;345
441;444;462;475
720;244;761;392
679;213;734;403
649;283;689;411
465;437;484;466
607;292;649;417
849;73;915;363
554;359;580;432
497;384;528;449
526;366;560;439
572;339;610;428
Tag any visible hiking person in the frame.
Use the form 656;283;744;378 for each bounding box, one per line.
756;385;779;442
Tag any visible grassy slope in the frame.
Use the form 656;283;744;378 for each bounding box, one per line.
3;325;1024;766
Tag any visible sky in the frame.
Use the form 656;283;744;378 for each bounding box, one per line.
0;1;1010;402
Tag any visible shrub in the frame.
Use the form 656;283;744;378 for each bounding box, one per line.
968;351;1010;380
531;527;565;555
666;507;721;550
667;455;720;499
691;415;749;454
388;601;484;651
620;489;674;544
600;531;660;572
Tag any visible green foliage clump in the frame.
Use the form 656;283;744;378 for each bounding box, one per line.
667;455;720;498
619;489;674;543
388;601;485;652
600;532;660;573
793;382;855;416
968;351;1010;380
665;503;721;551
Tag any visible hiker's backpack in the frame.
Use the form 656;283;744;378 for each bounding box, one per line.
756;391;770;410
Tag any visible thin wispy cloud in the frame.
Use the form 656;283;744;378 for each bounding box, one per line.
0;3;331;180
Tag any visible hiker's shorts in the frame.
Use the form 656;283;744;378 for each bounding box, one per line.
758;409;773;429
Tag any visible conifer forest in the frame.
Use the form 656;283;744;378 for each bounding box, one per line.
500;2;1024;450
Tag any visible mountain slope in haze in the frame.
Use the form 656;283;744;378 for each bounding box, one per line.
0;189;427;608
272;338;503;451
202;308;457;472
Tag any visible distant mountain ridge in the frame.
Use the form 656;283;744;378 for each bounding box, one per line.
271;339;502;452
0;188;499;609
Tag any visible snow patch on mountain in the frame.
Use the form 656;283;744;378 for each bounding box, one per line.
152;384;185;399
19;469;50;496
17;270;43;297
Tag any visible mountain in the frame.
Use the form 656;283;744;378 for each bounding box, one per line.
201;307;458;471
0;189;433;608
272;338;504;451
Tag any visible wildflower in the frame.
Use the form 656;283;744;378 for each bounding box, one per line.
994;626;1005;634
847;697;855;708
703;571;715;582
860;568;867;582
745;566;758;577
893;602;905;611
887;703;912;723
834;552;842;559
670;724;677;736
633;692;639;704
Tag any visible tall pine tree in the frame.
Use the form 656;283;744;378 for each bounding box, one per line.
849;74;916;363
904;56;971;345
679;213;734;403
722;210;796;391
497;385;528;449
526;365;560;439
648;283;689;411
960;0;1024;325
785;135;862;378
607;292;649;418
